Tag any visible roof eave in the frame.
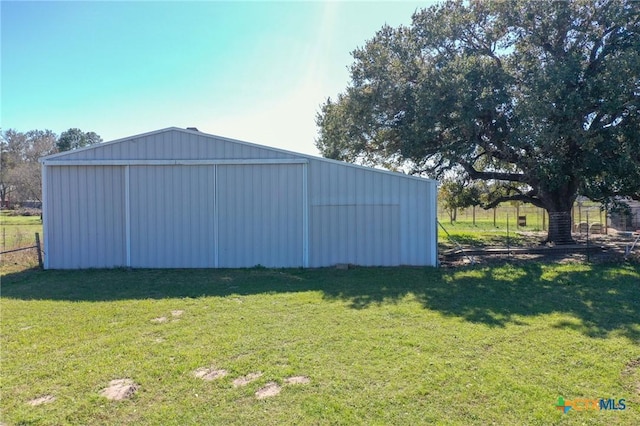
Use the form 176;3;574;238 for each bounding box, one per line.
40;127;438;183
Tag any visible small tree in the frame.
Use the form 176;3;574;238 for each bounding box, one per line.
439;179;481;224
57;128;102;152
1;129;57;205
0;130;23;207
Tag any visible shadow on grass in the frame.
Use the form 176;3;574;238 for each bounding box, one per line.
2;263;638;341
441;234;488;247
440;233;541;248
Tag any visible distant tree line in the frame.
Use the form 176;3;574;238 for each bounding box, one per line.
0;128;102;207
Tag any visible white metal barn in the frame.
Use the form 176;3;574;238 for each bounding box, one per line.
40;128;438;269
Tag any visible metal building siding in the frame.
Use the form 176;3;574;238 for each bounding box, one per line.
54;129;297;161
217;164;304;267
310;205;401;266
129;166;216;268
45;166;126;269
399;178;437;265
307;158;433;267
42;128;437;269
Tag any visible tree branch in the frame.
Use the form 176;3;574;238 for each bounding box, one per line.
460;161;528;183
482;193;545;210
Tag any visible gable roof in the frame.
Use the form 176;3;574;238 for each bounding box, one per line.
41;127;436;183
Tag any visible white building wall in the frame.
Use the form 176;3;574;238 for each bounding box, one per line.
129;165;216;268
44;166;126;269
42;128;437;269
307;159;436;267
217;164;304;267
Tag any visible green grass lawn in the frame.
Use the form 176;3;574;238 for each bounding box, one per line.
0;213;43;274
0;212;43;252
1;264;639;425
438;219;544;250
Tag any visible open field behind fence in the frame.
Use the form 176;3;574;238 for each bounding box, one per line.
1;214;43;273
438;201;610;233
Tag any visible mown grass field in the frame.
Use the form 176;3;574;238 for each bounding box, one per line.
0;213;43;275
2;263;639;425
437;219;544;250
0;213;42;250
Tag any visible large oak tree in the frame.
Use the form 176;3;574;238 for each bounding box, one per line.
316;0;640;244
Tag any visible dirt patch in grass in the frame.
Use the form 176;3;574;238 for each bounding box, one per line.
623;357;640;395
194;367;228;381
255;382;281;399
440;231;640;267
624;358;640;370
171;310;184;317
100;379;138;401
284;376;310;385
151;316;167;323
27;395;55;406
232;372;263;387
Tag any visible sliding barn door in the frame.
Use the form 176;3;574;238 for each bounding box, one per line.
129;165;216;268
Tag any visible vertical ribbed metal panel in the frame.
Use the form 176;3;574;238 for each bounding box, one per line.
129;166;216;268
311;205;400;266
308;159;435;267
56;129;297;160
427;180;438;265
46;166;126;268
43;128;437;269
217;164;303;267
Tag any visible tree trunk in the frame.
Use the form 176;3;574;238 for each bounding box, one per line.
540;181;579;245
449;208;457;224
546;211;575;244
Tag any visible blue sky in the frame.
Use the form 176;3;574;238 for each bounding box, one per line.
2;1;433;155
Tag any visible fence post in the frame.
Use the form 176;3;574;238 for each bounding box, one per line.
599;209;603;230
586;210;590;262
35;232;43;269
506;213;510;259
578;203;582;226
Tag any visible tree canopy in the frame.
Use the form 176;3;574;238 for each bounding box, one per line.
1;129;57;205
316;0;640;244
57;128;102;152
439;179;482;223
1;127;103;206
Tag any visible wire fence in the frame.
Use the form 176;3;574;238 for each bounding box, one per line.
0;228;43;271
437;201;615;234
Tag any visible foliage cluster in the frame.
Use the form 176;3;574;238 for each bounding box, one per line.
316;0;640;243
0;128;102;206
